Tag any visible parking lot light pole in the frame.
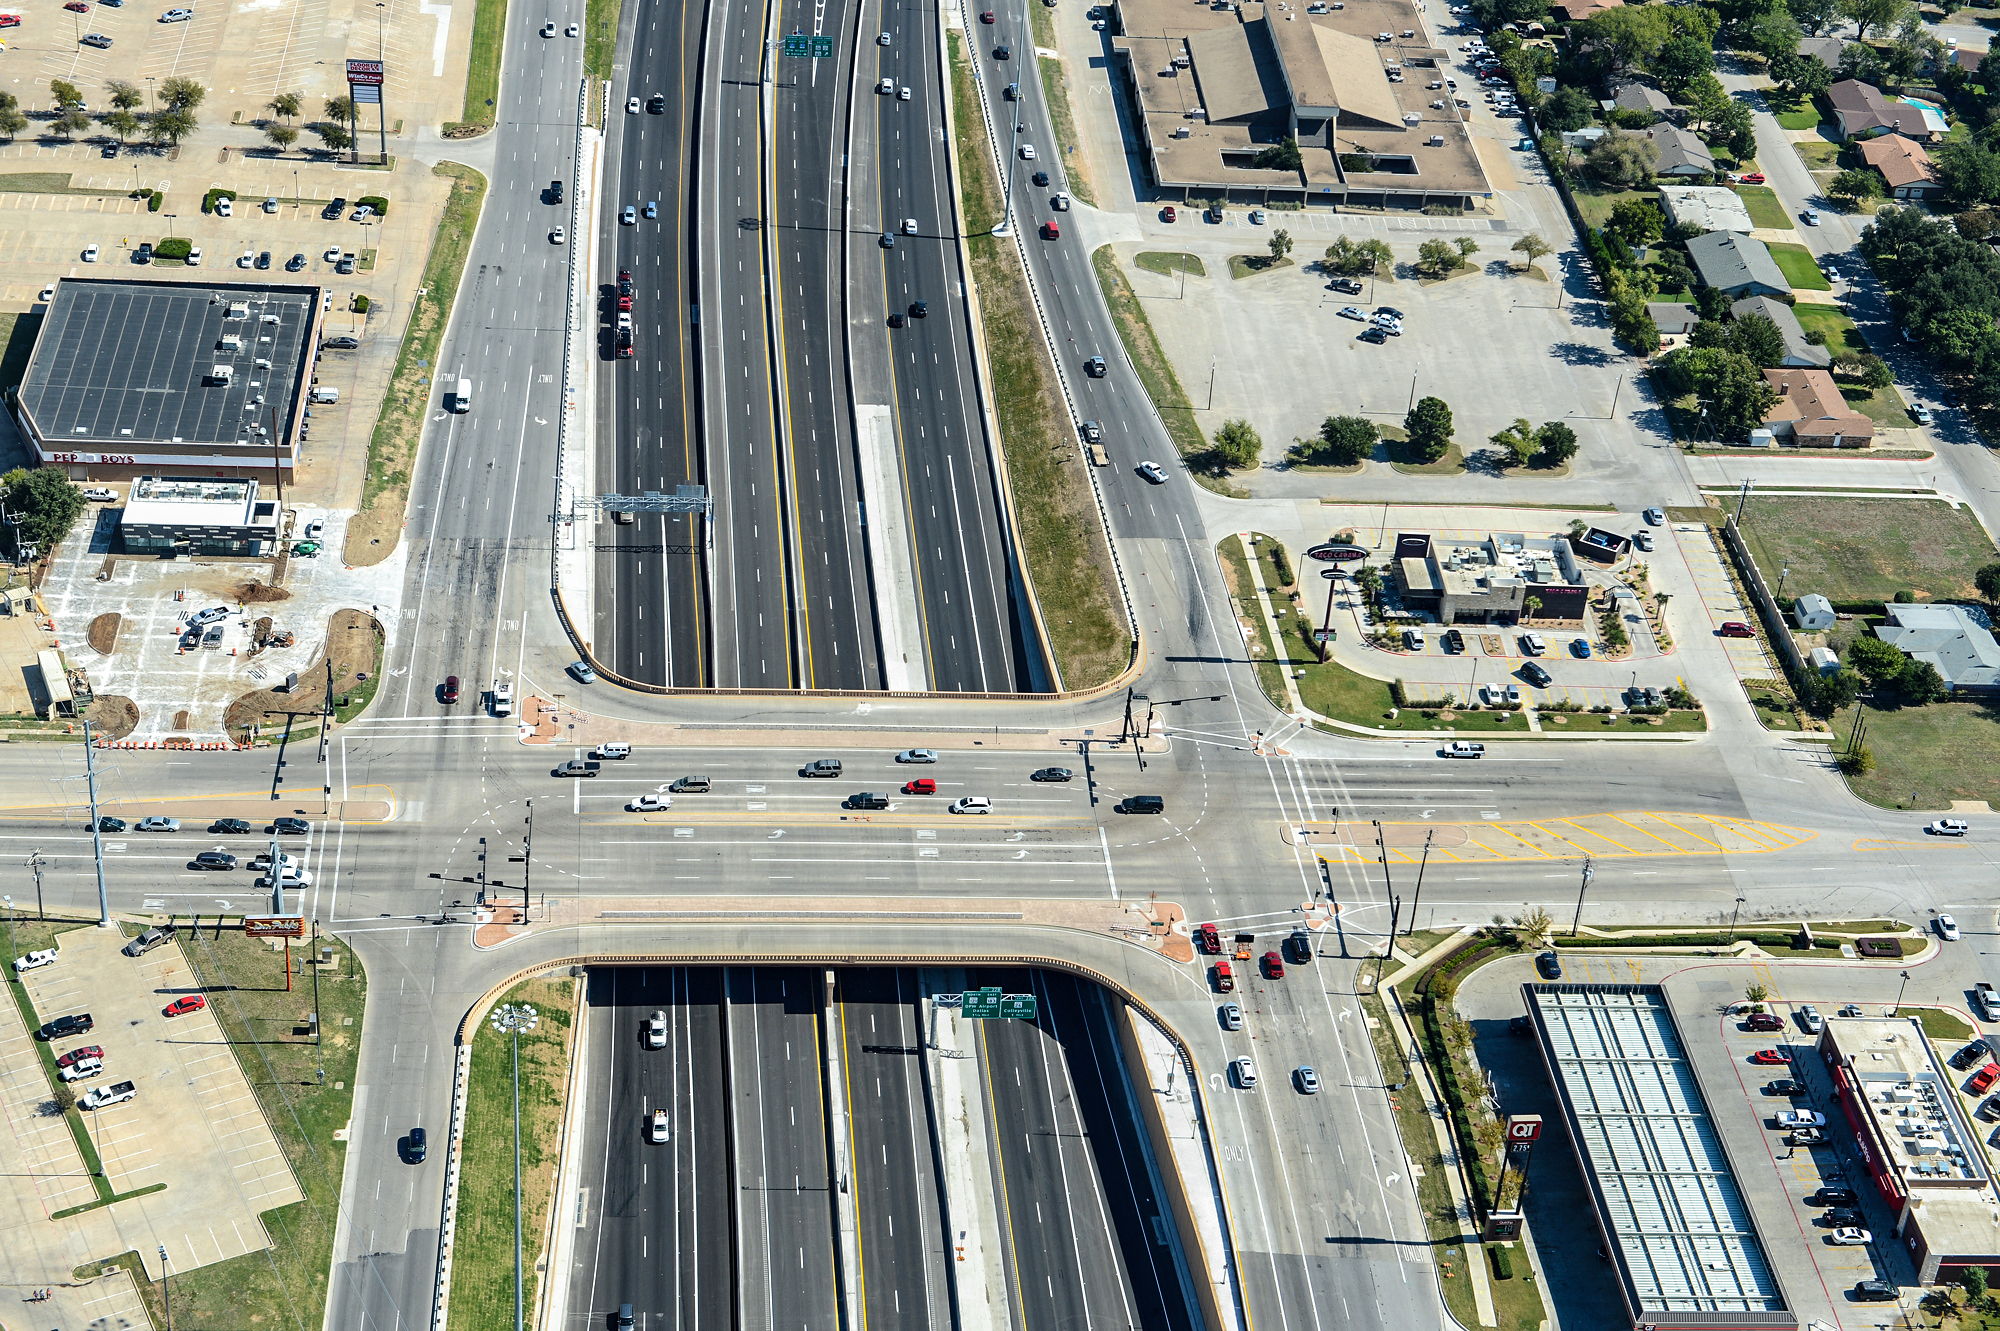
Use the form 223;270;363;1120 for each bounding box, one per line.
1893;969;1911;1016
1726;895;1746;947
159;1245;171;1331
3;896;13;973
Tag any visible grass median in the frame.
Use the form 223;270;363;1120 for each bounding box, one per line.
449;976;576;1331
1091;246;1231;493
348;162;488;565
949;32;1131;688
451;0;511;131
1036;56;1094;207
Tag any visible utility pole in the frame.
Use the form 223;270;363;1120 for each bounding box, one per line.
1373;820;1396;904
159;1245;172;1331
1570;857;1594;937
3;896;13;972
478;836;488;906
1734;477;1753;526
310;918;324;1084
518;803;533;920
26;850;44;921
1726;895;1747;947
1407;829;1434;936
490;1003;540;1331
82;720;110;927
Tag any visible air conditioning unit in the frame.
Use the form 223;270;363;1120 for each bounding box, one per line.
1429;134;1445;146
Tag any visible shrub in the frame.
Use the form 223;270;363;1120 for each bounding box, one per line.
147;191;163;212
1268;542;1292;587
154;237;191;260
352;294;371;314
1490;1246;1514;1280
356;194;389;216
203;187;237;214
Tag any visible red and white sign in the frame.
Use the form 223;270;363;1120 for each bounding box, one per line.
345;58;384;86
1506;1115;1544;1143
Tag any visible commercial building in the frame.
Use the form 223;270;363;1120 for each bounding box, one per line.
116;475;282;557
1521;985;1796;1331
1390;531;1589;624
1110;0;1492;209
10;278;324;481
1816;1015;2000;1284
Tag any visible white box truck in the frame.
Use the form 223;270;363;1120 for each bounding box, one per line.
453;376;471;412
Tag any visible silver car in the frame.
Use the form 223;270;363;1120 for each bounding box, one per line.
896;749;938;764
1296;1066;1321;1094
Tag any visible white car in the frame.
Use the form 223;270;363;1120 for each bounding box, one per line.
14;948;57;973
1137;461;1167;484
1295;1066;1320;1094
1938;914;1961;941
59;1057;104;1082
1928;818;1969;837
37;285;53;302
216;197;233;217
83;243;99;262
1802;208;1820;226
566;21;578;34
541;19;555;35
644;1010;667;1048
1776;1109;1826;1129
160;6;193;18
899;86;911;100
1338;305;1368;321
187;247;203;266
903;217;918;234
626;794;673;812
82;488;118;502
948;796;992;815
1053;191;1070;210
1019;144;1036;160
896;749;938;763
491;680;514;717
1831;1227;1871;1246
250;851;298;871
238;249;255;268
648;1109;669;1143
1233;1056;1258;1087
626;97;640;113
879;77;895;94
1911;403;1933;425
551;226;566;244
352;204;375;221
325;244;343;262
259;868;314;887
878;29;891;43
1799;1004;1823;1033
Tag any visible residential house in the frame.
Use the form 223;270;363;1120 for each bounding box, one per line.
1731;296;1831;369
1797;35;1845;70
1659;185;1752;234
1874;604;2000;695
1550;0;1621;18
1648;302;1699;340
1606;80;1673;121
1855;134;1941;199
1687;231;1791;298
1760;367;1875;447
1561;126;1607;150
1827;79;1938;140
1645;124;1715;176
1952;46;1987;75
1794;594;1836;630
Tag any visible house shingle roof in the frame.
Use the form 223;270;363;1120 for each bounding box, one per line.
1760;367;1874;444
1876;604;2000;692
1828;78;1931;137
1856;133;1938;191
1687;231;1790;295
1731;296;1830;368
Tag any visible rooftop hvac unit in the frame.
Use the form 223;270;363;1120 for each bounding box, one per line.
1173;125;1191;137
1429;134;1445;146
208;365;233;384
1191;106;1206;119
225;302;249;319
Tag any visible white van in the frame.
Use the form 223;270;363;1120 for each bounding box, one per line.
309;386;339;404
453;376;472;412
1443;740;1485;759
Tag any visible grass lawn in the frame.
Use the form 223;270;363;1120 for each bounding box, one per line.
1737;495;1996;604
1778;108;1827;130
1217;535;1294;711
1036;57;1094;207
1570;185;1651;235
1794;139;1841;170
585;0;621;86
1919;1007;1976;1040
1228;253;1294;280
1093;246;1229;492
1842;381;1917;429
76;924;370;1331
1733;185;1794;229
1767;241;1832;289
454;0;509;129
1133;251;1206;278
1746;682;1805;731
1791;301;1868;355
1386;432;1466;476
948;36;1130;686
1833;696;2000;809
450;977;575;1331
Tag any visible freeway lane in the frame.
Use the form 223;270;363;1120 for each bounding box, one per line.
598;0;711;687
836;968;952;1331
771;0;882;690
869;0;1028;692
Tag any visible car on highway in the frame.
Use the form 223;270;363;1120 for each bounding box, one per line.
1261;950;1284;979
406;1126;427;1163
1041;219;1060;239
1295;1066;1320;1094
1079;420;1102;442
1776;1109;1826;1128
1763;1078;1805;1096
993;42;1010;57
644;200;657;218
878;29;890;42
1338;305;1368;321
1938;914;1961;940
1136;461;1167;484
887;313;906;328
948;796;992;815
14;948;57;973
1084;355;1107;376
1802;208;1820;225
97;817;127;833
1219;1002;1242;1029
880;232;896;248
805;758;842;777
622;205;636;225
1830;1227;1870;1245
1030;767;1072;782
1357;327;1388;344
1521;661;1552;687
648;94;665;112
1019;144;1036;159
878;77;895;94
981;7;995;17
1198;923;1221;953
441;675;460;704
844;792;891;810
1212;960;1234;991
541;19;555;34
1749;1048;1790;1065
641;1010;669;1048
1232;1057;1257;1087
626;794;672;812
164;994;206;1018
550;226;566;244
901;778;936;795
136;817;180;832
192;851;237;870
1928;819;1969;837
272;817;312;834
649;1109;669;1143
1535;951;1562;979
626;97;640;113
896;749;937;763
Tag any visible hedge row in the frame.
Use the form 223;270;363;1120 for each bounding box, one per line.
1415;939;1512;1219
1557;931;1844;952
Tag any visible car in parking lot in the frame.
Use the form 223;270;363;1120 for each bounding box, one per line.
1928;818;1969;836
337;254;357;272
1535;951;1562;979
38;1013;92;1041
160;997;203;1021
1775;1109;1826;1128
1938;914;1962;940
324;335;360;350
1978;1093;2000;1122
1329;277;1363;294
1031;767;1072;782
1745;1012;1784;1031
1949;1040;1989;1070
1854;1280;1898;1302
1643;506;1665;525
948;796;992;815
1521;661;1552;687
1749;1048;1790;1064
136;817;180;832
1816;1186;1857;1206
1232;1056;1257;1087
59;1057;104;1082
83;487;118;502
1763;1078;1805;1096
192;851;237;870
1633;530;1653;551
80;31;114;46
55;1045;102;1070
896;749;937;763
1357;326;1389;344
1570;638;1592;658
1789;1126;1828;1146
1973;1062;2000;1093
1718;621;1756;638
1830;1227;1870;1245
1799;1004;1823;1032
14;948;57;973
1338;305;1368;321
161;5;193;16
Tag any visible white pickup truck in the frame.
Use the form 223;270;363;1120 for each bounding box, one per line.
80;1080;136;1110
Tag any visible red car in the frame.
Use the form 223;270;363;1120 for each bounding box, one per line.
980;8;995;19
1213;960;1234;992
0;14;20;25
1749;1048;1790;1065
164;994;206;1017
1973;1062;2000;1093
617;292;633;312
1162;205;1177;223
1042;219;1061;240
1262;950;1285;979
1718;622;1756;638
1745;1012;1783;1031
63;2;87;11
1198;922;1220;954
56;1044;103;1068
901;778;936;795
1735;172;1766;184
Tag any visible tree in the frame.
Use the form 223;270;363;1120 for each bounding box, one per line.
0;94;25;142
313;121;354;151
158;75;206;112
323;94;357;125
1253;137;1302;172
50;108;91;140
98;109;141;143
49;1083;77;1116
1842;0;1909;41
1312;415;1378;466
1584;132;1659;188
0;467;86;555
1655;31;1717;95
1323;235;1392;275
1454;236;1480;263
1542;85;1595;133
1903;659;1948;704
1846;633;1909;688
1267;227;1293;262
1536;420;1579;465
1729;311;1788;367
1491;417;1539;467
1976;562;2000;604
1830;166;1886;204
1211;418;1262;469
1405;396;1455;462
1838;40;1883;83
1744;981;1771;1004
1937;140;2000;207
49;79;85;111
1610;197;1665;246
1788;0;1841;34
1963;1267;1990;1304
1418;237;1464;275
1773;50;1833;99
1684;73;1733;132
1858;354;1894;389
1608;271;1662;354
1718;100;1759;161
268;91;303;124
1654;346;1779;437
104;79;143;112
147;107;197;148
1512;232;1554;270
1513;907;1555;947
1745;8;1804;62
265;123;299;152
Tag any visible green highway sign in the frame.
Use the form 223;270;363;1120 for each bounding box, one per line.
954;987;1036;1020
999;994;1038;1020
781;32;834;56
813;34;833;55
962;986;1003;1018
782;32;808;54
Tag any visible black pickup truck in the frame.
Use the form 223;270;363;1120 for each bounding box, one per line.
37;1013;93;1041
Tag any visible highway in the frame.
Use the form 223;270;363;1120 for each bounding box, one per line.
597;0;713;688
726;967;840;1331
835;967;952;1330
568;966;733;1330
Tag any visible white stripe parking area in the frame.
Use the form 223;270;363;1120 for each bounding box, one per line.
1676;525;1775;681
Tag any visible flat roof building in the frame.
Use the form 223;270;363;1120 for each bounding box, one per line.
118;475;282;557
1391;530;1589;624
10;278;324;481
1658;185;1753;235
1523;985;1796;1331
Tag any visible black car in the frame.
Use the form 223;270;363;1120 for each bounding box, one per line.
647;94;665;112
1377;306;1405;319
322;196;348;220
134;243;152;265
37;1013;92;1041
255;250;272;269
1030;767;1073;782
1084;355;1107;377
1508;1015;1532;1036
97;816;127;833
1358;327;1388;344
1535;950;1562;980
1763;1079;1805;1096
1815;1186;1857;1207
1826;1207;1865;1227
193;851;237;870
1521;661;1552;687
993;42;1010;57
1979;1093;2000;1123
323;336;361;350
549;178;564;203
887;312;906;328
1853;1279;1897;1302
1329;277;1364;294
405;1126;427;1163
910;300;928;318
270;817;312;835
1950;1039;1989;1070
1442;628;1463;654
844;792;890;810
209;818;252;834
286;253;307;272
1031;170;1049;187
1789;1127;1827;1146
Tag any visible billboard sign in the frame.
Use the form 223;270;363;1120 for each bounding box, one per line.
244;914;306;938
1305;543;1368;563
345;59;384;86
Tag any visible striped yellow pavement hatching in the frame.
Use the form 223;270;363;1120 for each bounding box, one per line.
1314;812;1816;864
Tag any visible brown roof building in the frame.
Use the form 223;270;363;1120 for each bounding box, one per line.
1827;78;1937;140
1856;134;1941;198
1550;0;1621;19
1761;368;1875;448
1111;0;1492;209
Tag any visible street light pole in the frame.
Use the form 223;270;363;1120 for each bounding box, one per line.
1570;857;1594;937
1893;969;1911;1015
1726;894;1746;947
3;896;13;972
1407;829;1434;936
26;851;43;921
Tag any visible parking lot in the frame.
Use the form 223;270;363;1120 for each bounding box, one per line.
1678;528;1778;682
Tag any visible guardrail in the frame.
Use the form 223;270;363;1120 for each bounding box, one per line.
428;1042;475;1331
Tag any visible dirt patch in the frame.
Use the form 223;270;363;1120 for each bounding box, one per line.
342;503;405;567
84;695;138;740
252;616;272;648
232;582;292;604
87;613;119;655
223;609;383;740
171;710;191;730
